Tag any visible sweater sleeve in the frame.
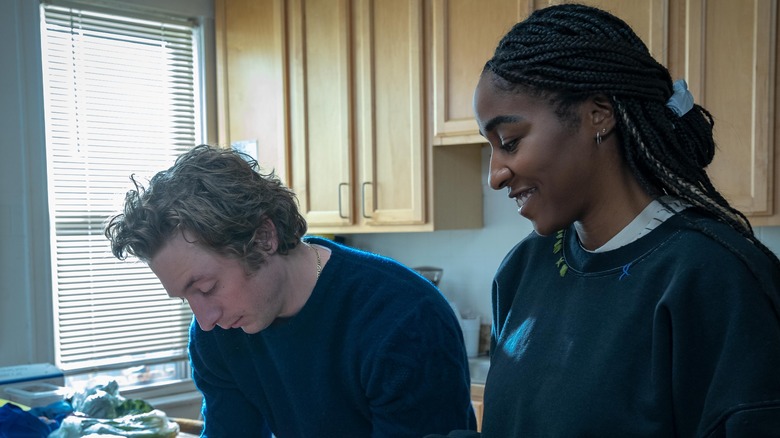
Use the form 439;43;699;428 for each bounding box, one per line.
362;298;477;438
660;240;780;437
690;279;780;437
189;324;272;438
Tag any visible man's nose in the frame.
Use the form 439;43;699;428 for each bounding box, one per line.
188;298;219;331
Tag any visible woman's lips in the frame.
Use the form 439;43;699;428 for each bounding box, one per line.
511;187;537;211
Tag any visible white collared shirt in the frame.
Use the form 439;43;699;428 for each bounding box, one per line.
589;196;690;253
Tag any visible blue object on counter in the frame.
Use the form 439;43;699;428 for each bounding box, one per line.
0;400;72;438
0;402;56;438
30;400;72;424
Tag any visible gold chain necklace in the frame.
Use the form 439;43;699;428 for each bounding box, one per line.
309;243;322;279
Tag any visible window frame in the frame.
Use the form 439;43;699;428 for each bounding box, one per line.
32;0;216;391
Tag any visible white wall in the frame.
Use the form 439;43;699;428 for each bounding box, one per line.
350;146;780;326
1;0;51;368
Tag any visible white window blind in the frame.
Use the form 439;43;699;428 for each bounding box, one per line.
41;2;199;374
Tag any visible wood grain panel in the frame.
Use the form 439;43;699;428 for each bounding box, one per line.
686;0;776;216
215;0;288;181
289;0;355;226
431;0;531;144
355;0;426;224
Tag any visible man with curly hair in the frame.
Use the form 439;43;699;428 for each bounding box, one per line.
105;144;475;437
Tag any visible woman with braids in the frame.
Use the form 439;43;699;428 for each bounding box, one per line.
105;145;476;437
432;3;780;438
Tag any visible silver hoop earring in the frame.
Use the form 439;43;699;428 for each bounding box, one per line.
595;128;606;145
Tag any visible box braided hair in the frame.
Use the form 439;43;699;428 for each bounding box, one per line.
484;3;780;273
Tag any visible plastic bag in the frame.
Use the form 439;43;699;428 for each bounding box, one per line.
47;410;178;438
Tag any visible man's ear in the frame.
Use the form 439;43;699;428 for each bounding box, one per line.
253;217;279;255
588;94;615;133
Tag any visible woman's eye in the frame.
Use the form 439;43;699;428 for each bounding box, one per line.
500;139;519;152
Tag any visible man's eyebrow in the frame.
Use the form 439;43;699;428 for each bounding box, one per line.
480;114;521;137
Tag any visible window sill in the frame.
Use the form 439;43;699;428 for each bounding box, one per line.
122;378;198;400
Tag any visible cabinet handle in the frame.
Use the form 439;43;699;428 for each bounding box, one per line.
338;182;349;219
361;181;373;219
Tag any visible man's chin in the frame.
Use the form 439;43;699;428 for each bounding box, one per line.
240;320;272;334
241;325;260;334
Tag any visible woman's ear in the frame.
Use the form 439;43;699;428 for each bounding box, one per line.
588;94;615;133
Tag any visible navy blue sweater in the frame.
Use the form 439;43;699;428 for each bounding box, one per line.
483;210;780;437
190;237;476;437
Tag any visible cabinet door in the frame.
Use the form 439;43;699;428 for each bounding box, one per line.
288;0;355;227
683;0;776;219
431;0;669;145
215;0;288;181
431;0;531;145
354;0;426;225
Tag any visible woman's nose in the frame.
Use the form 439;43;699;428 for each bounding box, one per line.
489;154;511;191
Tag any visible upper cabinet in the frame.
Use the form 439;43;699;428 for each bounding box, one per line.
217;0;780;230
288;0;428;229
435;0;780;226
216;0;482;234
678;0;778;225
287;0;357;228
430;0;668;146
543;0;780;226
215;0;289;182
430;0;529;145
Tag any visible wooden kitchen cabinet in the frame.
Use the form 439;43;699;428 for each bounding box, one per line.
217;0;779;230
430;0;530;145
538;1;779;225
217;0;483;234
215;0;289;182
430;0;668;145
288;0;431;229
431;0;780;226
287;0;357;228
288;0;483;233
677;0;779;225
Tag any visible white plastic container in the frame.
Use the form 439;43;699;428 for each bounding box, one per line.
460;315;481;358
0;363;66;408
4;382;66;407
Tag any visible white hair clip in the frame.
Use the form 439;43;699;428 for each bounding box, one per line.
666;79;694;117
